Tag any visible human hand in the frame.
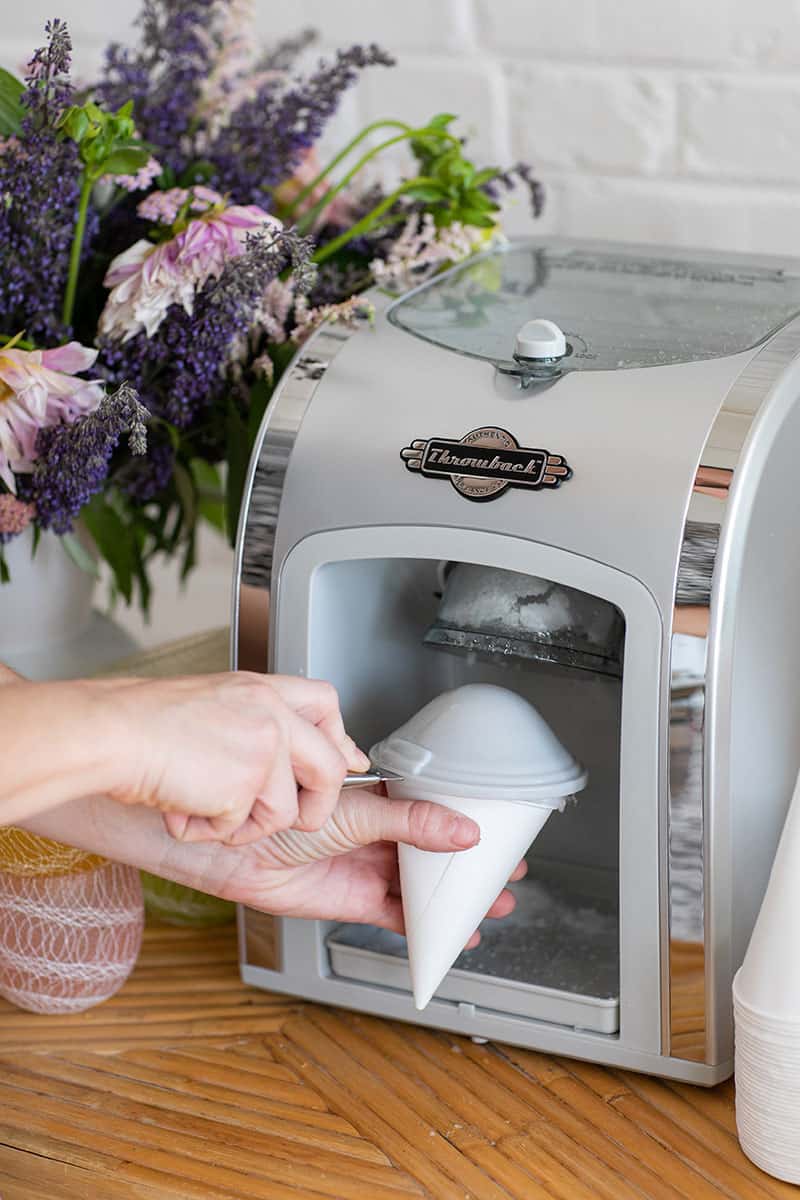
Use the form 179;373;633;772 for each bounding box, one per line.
103;672;370;845
168;788;527;943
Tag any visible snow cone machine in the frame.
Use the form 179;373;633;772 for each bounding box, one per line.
232;238;800;1083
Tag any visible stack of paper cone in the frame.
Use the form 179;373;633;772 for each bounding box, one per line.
734;769;800;1182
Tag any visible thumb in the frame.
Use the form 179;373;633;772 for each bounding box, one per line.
265;789;480;866
336;790;481;852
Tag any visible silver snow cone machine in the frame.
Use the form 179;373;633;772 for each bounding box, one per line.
232;238;800;1083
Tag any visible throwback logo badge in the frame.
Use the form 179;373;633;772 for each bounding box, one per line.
401;426;572;503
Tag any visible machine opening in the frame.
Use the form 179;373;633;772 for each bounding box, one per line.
309;557;623;1034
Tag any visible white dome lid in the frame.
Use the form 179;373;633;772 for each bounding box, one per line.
371;684;587;805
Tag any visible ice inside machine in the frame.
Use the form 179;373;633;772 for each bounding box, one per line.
233;238;800;1082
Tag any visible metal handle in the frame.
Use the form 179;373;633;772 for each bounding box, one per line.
342;766;404;789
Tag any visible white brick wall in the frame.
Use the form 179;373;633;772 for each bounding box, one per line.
7;0;800;255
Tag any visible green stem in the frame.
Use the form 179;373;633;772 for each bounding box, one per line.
295;125;463;236
0;333;34;351
62;172;93;329
312;180;429;265
282;119;411;220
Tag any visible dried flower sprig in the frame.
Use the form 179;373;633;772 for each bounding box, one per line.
369;213;493;292
22;17;73;129
21;381;148;535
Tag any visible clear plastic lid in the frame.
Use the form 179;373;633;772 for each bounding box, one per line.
387;239;800;374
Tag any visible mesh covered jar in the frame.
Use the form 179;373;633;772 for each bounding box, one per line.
0;828;144;1014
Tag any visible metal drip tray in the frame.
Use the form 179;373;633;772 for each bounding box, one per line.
327;871;620;1034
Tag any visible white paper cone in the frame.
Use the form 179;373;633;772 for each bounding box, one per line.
373;684;587;1012
735;770;800;1018
396;792;553;1009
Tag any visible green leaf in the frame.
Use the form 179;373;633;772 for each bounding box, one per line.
132;546;152;617
191;458;226;534
455;210;496;228
0;68;24;137
225;401;251;546
0;548;9;585
159;420;181;452
428;112;456;129
464;188;496;210
179;159;218;186
172;461;198;536
117;513;152;618
190;457;222;492
404;184;445;203
80;496;133;603
85;128;112;165
447;158;474;184
61;532;101;579
100;147;150;177
247;377;272;443
116;118;136;141
472;167;499;186
180;523;197;581
107;137;143;155
65;108;91;143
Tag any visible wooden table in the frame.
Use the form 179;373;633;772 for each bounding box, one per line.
0;631;792;1199
0;921;793;1200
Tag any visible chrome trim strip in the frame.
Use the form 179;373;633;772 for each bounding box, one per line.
231;318;369;673
666;315;800;1062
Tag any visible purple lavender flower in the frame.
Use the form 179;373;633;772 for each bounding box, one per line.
0;138;81;341
211;44;395;208
22;17;73;128
98;0;217;175
307;260;373;308
121;435;175;502
257;27;317;73
0;21;81;342
486;162;545;219
22;383;149;533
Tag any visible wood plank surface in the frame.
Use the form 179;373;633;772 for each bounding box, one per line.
0;922;785;1200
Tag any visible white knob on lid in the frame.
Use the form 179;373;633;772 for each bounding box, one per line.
514;318;567;361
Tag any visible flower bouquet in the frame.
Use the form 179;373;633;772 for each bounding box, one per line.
0;3;542;608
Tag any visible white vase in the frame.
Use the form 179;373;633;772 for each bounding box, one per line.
0;528;138;680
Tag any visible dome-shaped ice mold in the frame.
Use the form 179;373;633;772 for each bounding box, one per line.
370;683;587;803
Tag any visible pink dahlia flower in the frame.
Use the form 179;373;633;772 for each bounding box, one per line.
0;342;104;493
99;202;281;342
137;185;224;226
0;494;35;536
104;155;162;194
